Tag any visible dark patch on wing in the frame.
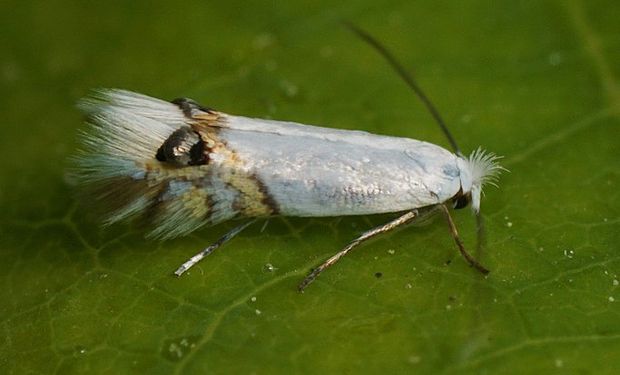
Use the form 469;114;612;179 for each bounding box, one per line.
171;97;215;118
253;174;280;215
188;139;209;165
156;127;209;166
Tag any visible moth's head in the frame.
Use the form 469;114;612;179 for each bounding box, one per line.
454;148;504;213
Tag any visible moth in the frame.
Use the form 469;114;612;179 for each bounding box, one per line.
73;25;503;291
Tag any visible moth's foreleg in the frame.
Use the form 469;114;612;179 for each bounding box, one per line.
174;220;256;277
298;210;419;292
439;204;490;275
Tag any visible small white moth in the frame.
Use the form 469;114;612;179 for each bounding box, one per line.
73;25;503;291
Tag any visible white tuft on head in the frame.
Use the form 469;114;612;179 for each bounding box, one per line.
464;147;505;213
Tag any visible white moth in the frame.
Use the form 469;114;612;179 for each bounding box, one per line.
73;25;503;291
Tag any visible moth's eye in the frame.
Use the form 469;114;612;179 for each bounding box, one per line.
453;194;470;210
156;128;208;166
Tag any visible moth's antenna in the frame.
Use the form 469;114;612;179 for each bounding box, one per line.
343;22;462;156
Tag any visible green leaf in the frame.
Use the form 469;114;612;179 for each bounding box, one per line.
1;0;619;373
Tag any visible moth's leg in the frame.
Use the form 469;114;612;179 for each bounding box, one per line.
439;204;490;274
174;220;256;277
298;210;419;291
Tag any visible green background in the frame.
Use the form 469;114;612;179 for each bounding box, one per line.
1;0;619;374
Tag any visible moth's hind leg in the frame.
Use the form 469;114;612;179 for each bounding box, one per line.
298;210;420;292
174;220;256;277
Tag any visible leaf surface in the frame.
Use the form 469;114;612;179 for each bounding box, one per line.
1;0;619;373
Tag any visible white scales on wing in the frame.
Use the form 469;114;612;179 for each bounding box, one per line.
218;114;467;216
